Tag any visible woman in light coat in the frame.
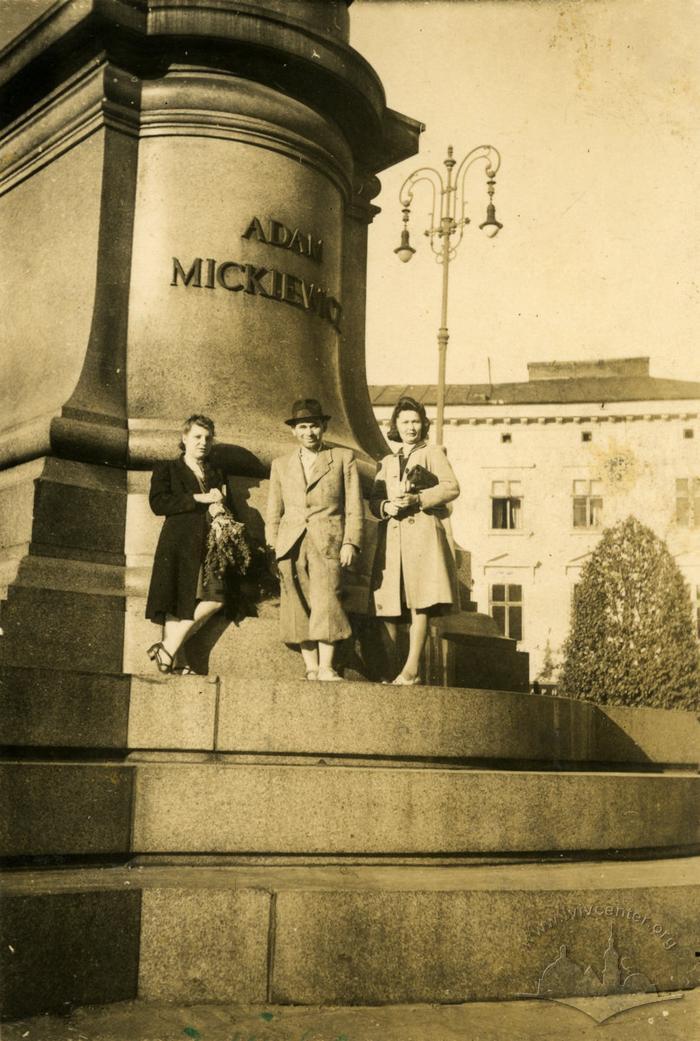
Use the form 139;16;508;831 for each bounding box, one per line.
370;397;460;684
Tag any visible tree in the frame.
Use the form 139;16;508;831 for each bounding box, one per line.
560;516;700;709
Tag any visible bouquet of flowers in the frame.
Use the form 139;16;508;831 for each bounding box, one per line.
204;508;252;586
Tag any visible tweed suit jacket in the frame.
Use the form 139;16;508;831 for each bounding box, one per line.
265;445;364;561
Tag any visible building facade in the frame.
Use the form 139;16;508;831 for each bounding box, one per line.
371;357;700;681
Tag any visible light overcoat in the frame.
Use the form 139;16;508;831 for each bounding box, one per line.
265;445;364;560
370;442;460;616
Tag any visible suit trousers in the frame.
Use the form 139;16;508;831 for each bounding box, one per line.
278;533;351;644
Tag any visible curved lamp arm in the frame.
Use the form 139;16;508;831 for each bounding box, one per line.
454;144;501;189
398;165;443;215
455;145;503;240
397;166;445;259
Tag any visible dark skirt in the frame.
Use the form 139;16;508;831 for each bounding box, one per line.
195;561;225;604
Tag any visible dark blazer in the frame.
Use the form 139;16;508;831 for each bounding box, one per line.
145;457;226;623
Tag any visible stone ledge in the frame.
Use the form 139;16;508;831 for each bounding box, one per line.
0;762;134;858
3;668;698;768
127;675;217;751
1;860;697;1013
139;886;270;1003
214;677;700;766
0;888;140;1020
3;758;698;860
3;992;700;1041
131;762;700;855
3;856;697;895
0;666;130;748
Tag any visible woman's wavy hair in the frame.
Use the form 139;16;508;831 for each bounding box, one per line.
386;396;431;443
179;414;216;452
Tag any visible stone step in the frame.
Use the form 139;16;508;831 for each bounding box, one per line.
2;759;698;859
4;992;700;1041
2;667;698;767
1;859;698;1017
129;762;700;857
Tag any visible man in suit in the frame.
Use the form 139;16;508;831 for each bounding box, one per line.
266;399;364;681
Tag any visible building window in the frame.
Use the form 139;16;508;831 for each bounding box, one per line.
490;584;523;640
491;480;522;529
675;478;700;527
501;433;512;444
683;428;694;440
581;431;592;443
573;479;603;528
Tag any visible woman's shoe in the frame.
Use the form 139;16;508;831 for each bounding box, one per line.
305;670;318;681
148;642;174;674
173;652;197;676
392;673;422;685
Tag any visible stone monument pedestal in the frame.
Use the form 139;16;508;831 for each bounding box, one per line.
2;671;699;1016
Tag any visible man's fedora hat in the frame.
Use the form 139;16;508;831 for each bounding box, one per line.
285;398;331;426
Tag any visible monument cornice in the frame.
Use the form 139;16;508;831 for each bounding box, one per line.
345;173;382;224
0;0;421;174
0;62;141;195
138;70;355;197
0;60;355;199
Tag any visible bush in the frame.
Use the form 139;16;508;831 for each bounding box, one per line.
560;516;700;709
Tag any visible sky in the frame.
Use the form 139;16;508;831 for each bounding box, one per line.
352;0;700;387
3;1;699;387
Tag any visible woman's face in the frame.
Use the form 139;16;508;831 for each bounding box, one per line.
396;409;423;446
182;423;213;460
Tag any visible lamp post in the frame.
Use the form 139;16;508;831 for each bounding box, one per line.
394;144;502;445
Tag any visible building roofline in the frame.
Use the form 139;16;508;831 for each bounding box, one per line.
369;375;700;407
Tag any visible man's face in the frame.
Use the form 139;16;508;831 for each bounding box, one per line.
292;420;324;451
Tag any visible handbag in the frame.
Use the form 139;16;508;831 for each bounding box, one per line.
405;463;439;493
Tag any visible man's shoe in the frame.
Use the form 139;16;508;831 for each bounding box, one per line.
317;667;342;682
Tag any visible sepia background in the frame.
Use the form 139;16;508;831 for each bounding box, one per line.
1;3;698;1035
353;0;700;387
4;0;700;387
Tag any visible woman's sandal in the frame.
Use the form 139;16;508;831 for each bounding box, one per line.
392;673;422;686
147;642;174;674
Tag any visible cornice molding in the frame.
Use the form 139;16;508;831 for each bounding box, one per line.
0;0;422;173
0;61;357;198
379;413;700;428
0;63;140;194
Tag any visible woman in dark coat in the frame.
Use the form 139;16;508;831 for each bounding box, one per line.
145;414;228;673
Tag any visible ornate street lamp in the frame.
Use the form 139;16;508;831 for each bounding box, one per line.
394;144;502;444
